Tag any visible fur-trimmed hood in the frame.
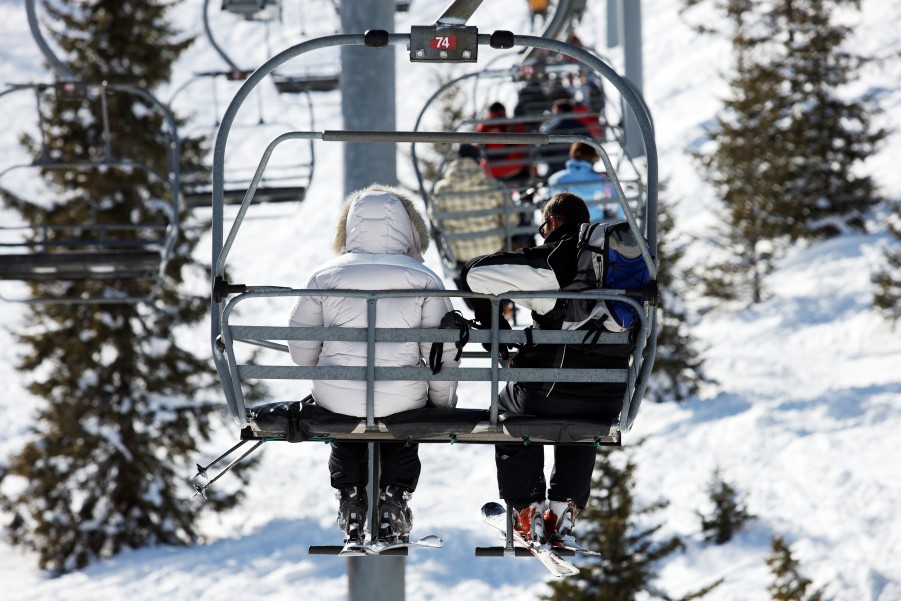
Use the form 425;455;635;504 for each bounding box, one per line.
334;184;431;262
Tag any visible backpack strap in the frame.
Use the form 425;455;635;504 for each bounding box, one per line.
428;310;471;374
580;315;608;345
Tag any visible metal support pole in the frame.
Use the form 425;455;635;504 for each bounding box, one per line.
622;0;645;158
606;0;621;48
341;0;397;194
342;1;402;598
348;442;405;601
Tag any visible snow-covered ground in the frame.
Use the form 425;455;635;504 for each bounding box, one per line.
1;0;900;600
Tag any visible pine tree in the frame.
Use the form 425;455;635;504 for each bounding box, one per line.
872;203;901;320
648;195;708;402
0;0;243;574
765;0;886;240
687;0;885;304
696;468;753;544
766;535;827;601
543;447;721;601
689;1;793;305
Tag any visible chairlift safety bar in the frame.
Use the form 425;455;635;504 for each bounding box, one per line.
218;288;649;432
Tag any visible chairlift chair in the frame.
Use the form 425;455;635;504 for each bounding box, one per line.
0;82;181;304
271;71;341;94
208;31;658;446
222;0;280;21
205;0;340;94
411;58;648;274
201;10;659;554
167;70;316;209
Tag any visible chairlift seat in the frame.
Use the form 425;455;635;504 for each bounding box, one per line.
246;400;620;445
222;0;279;21
272;73;340;94
0;251;160;281
183;185;306;208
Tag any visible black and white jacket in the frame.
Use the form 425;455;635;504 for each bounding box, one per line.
461;223;630;412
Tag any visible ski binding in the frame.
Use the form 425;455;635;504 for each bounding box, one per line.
310;534;443;556
479;501;579;577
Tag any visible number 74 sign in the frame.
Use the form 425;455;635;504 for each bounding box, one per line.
429;36;457;50
410;25;478;62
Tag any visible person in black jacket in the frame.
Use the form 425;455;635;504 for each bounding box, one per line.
539;98;593;176
460;192;630;549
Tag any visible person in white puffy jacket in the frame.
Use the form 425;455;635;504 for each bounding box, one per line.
288;184;459;546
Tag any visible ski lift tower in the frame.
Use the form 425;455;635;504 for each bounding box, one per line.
606;0;645;160
342;0;397;194
340;2;401;600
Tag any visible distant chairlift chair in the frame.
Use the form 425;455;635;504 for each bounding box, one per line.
207;0;340;95
169;70;316;209
222;0;280;21
0;82;181;304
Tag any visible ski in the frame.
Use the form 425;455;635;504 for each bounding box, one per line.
366;534;443;554
339;541;367;556
310;534;443;556
552;541;602;557
480;502;579;578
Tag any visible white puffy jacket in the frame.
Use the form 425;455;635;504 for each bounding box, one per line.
288;186;459;417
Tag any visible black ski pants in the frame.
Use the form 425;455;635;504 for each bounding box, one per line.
495;382;596;509
328;442;421;493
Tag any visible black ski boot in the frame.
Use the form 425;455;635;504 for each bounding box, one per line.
337;486;367;547
377;485;413;543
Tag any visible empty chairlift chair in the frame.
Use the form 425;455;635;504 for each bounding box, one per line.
0;82;181;304
205;0;340;95
169;69;316;209
222;0;280;21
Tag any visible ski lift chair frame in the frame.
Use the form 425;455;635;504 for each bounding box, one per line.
411;70;648;281
204;0;340;95
411;62;647;199
270;70;340;94
205;22;657;550
0;82;181;305
208;26;658;449
198;117;313;207
169;70;317;209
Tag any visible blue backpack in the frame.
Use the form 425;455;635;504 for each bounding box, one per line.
562;221;654;333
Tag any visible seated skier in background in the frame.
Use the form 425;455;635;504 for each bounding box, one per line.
431;143;508;302
287;185;459;548
460;192;630;550
544;142;623;222
476;101;532;187
539;99;592;176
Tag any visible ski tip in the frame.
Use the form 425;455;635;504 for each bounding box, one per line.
480;501;506;517
417;534;444;547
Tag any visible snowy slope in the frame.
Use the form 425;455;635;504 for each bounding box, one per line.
1;1;901;600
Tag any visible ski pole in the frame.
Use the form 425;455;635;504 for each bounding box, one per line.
190;440;264;500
